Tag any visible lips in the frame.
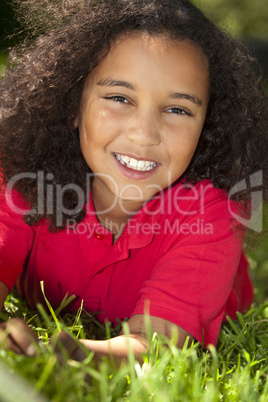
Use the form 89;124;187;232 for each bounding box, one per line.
114;152;158;171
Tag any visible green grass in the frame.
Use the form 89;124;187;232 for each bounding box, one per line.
0;294;268;401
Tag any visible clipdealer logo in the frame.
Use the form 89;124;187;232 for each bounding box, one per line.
4;170;264;233
228;171;263;233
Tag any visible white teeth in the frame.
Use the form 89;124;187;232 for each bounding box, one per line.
122;156;130;164
130;158;138;168
114;153;158;171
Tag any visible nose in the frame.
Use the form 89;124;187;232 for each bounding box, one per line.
127;110;161;147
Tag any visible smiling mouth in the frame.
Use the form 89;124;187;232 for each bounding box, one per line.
114;153;158;171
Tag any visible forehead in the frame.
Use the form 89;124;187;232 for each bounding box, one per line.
83;33;209;100
117;33;207;68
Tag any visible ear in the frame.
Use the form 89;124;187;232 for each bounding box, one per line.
69;116;79;129
72;117;79;129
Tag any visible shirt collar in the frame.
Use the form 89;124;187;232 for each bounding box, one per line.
84;182;178;251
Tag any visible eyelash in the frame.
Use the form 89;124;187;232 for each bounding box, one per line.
104;96;192;116
166;107;192;116
104;95;130;104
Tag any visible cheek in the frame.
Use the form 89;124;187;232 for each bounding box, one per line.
169;131;200;159
81;107;121;147
167;134;201;178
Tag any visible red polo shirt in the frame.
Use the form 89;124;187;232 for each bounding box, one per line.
0;179;253;346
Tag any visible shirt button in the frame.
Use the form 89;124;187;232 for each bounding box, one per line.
94;231;105;240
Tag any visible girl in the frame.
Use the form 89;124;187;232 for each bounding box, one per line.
0;0;267;360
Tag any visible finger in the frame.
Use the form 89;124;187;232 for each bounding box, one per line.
3;334;26;354
0;324;24;354
4;318;38;356
71;346;87;362
52;331;87;363
54;331;78;355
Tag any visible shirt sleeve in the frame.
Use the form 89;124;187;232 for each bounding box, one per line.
131;183;252;346
0;185;34;291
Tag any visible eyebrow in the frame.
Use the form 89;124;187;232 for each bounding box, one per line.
97;78;135;91
97;78;203;106
170;92;203;106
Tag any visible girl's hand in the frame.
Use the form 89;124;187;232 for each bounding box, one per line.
51;330;87;363
0;317;39;356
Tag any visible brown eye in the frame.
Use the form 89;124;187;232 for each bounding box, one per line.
166;107;192;116
105;96;129;103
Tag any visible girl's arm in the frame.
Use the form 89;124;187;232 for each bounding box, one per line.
56;314;193;364
0;311;193;363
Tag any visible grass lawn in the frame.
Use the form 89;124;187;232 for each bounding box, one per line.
0;279;268;401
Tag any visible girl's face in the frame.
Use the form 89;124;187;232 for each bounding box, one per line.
78;34;209;206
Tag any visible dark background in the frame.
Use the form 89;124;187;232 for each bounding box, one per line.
0;0;21;49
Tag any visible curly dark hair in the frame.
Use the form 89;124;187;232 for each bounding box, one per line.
0;0;267;229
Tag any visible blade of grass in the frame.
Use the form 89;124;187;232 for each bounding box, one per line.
54;292;76;316
40;281;61;332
